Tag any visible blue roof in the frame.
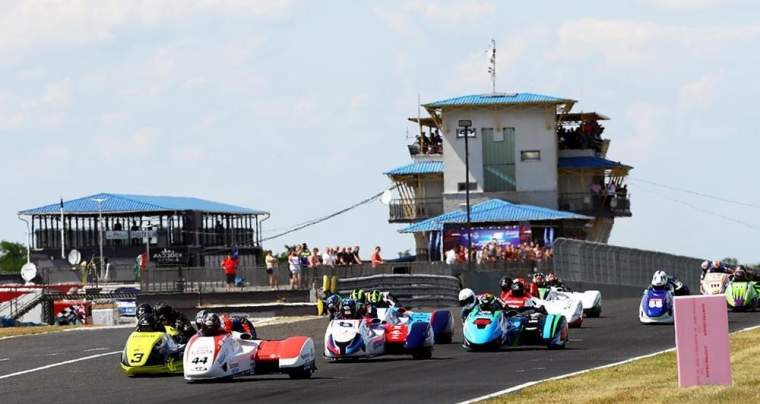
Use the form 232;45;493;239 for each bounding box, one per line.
424;93;575;108
19;193;268;215
399;199;591;233
384;161;443;176
559;156;633;170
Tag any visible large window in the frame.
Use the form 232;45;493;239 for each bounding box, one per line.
482;127;516;191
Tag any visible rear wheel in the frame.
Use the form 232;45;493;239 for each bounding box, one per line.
412;346;433;360
587;305;602;318
435;332;453;344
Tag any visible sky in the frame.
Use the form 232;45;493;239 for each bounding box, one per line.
1;0;759;262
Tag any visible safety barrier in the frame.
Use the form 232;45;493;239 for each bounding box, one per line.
553;238;703;291
335;274;461;308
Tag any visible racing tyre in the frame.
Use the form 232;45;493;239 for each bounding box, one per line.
586;305;602;318
411;347;433;360
435;332;453;344
288;362;314;379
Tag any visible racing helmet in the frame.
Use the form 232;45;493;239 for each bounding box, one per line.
154;303;173;324
701;260;711;270
712;260;722;269
136;303;153;318
651;270;668;288
546;273;559;284
340;299;357;318
202;313;223;336
350;289;365;303
532;273;546;286
499;276;513;292
383;292;398;307
367;290;382;304
734;267;747;280
194;310;208;329
458;288;475;307
478;293;497;310
137;313;159;332
510;281;525;297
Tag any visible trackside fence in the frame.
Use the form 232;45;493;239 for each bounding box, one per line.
552;238;703;290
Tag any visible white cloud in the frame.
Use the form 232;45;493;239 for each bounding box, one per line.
374;0;495;34
678;74;720;109
643;0;744;11
0;0;291;52
548;18;760;66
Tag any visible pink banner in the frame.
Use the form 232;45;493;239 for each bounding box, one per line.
673;295;732;387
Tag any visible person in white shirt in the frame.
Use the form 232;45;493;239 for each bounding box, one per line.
445;248;457;265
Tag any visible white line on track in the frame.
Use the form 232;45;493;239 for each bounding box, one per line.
458;323;760;404
0;358;9;362
45;353;63;356
83;347;109;352
0;351;120;381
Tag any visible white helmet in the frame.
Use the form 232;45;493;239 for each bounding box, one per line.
458;288;475;306
701;260;710;270
651;270;668;287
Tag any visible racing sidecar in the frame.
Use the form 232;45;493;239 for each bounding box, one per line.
121;325;184;375
183;332;316;381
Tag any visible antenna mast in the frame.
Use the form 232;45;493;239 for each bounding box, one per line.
488;39;496;94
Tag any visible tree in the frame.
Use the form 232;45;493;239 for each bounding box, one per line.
0;241;26;273
722;257;739;266
398;249;412;258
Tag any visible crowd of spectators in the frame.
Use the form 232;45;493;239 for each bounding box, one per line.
409;128;443;155
558;120;604;152
444;241;553;265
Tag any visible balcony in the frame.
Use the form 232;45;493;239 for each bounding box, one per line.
388;198;444;223
558;192;632;218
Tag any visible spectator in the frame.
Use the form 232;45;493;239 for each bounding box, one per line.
352;246;362;265
221;254;238;292
445;248;457;265
265;251;279;289
371;246;383;268
288;251;301;289
309;248;322;268
323;247;336;267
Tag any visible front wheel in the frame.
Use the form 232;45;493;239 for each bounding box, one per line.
435;332;453;344
288;362;314;379
411;347;433;360
587;305;602;318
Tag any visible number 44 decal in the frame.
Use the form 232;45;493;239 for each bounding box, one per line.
192;356;208;364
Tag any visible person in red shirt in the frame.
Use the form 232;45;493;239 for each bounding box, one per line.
221;254;238;292
371;246;383;268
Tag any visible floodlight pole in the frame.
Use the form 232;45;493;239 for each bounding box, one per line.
92;198;107;284
459;120;473;269
17;216;31;263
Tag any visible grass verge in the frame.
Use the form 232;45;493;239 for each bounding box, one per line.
0;325;80;338
485;327;760;404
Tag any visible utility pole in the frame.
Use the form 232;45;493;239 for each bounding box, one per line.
459;120;473;269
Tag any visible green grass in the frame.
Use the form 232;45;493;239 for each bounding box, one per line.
486;327;760;404
0;325;80;338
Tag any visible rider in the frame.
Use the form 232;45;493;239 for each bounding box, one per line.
530;273;547;297
502;278;535;309
337;298;360;320
699;260;712;280
220;314;257;338
350;289;369;317
458;288;477;320
136;312;166;333
650;270;690;296
136;303;153;319
545;273;564;288
155;303;195;342
194;310;208;331
476;293;504;312
199;313;227;336
324;294;342;320
498;276;513;301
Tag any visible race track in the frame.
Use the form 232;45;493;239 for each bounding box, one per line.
2;297;759;404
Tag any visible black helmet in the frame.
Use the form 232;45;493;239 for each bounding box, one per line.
137;313;159;332
195;310;208;328
202;313;222;335
137;303;153;318
154;303;173;323
341;299;357;318
510;281;525;297
499;276;513;291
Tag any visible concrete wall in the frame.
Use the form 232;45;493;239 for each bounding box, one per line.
442;190;558;212
441;106;558;198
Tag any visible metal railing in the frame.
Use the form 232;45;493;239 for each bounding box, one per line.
558;192;632;217
337;274;461;308
388;198;444;222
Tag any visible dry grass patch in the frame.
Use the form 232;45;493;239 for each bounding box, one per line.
0;325;79;338
486;327;760;404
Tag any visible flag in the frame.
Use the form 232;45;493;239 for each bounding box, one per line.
60;198;64;210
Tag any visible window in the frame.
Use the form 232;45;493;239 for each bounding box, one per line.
457;182;477;192
482;127;516;191
456;127;476;138
521;150;541;161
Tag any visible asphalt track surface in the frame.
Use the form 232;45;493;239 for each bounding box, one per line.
2;297;760;404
